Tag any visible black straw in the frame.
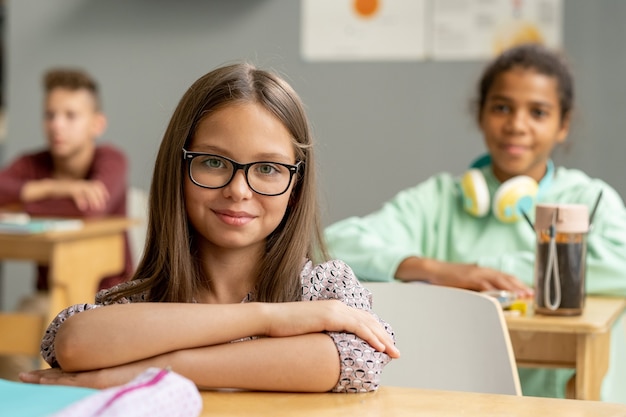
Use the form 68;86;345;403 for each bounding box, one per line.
589;190;603;231
521;210;535;232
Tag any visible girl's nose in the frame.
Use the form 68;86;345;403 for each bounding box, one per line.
222;170;253;201
505;110;528;133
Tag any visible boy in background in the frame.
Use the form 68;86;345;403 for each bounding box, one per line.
0;68;132;379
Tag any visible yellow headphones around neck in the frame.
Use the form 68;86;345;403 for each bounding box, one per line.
459;154;554;223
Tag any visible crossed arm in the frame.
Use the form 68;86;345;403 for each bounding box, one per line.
0;148;127;216
21;300;399;392
20;178;111;213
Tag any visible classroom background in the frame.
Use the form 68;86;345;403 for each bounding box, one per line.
1;0;625;310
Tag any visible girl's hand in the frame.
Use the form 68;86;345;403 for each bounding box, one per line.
430;261;533;298
263;301;400;358
19;366;140;389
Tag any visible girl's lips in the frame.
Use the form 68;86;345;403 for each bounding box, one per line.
213;210;256;226
501;144;528;156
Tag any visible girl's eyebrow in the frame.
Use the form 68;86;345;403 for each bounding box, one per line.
254;152;295;162
190;145;294;163
488;94;555;108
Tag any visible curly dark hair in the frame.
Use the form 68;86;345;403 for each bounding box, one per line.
476;43;574;123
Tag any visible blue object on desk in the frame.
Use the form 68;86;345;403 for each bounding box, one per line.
0;218;83;234
481;290;517;308
0;378;96;416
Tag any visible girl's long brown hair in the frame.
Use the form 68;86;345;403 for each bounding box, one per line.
106;63;328;304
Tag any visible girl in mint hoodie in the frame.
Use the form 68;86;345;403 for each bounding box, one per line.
325;43;626;402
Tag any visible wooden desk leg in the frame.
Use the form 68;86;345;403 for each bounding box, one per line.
47;234;124;331
575;331;610;400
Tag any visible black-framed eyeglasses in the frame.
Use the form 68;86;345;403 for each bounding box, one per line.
182;149;302;196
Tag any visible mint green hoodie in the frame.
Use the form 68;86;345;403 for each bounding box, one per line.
325;164;626;402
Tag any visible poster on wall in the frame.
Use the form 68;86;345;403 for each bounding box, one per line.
301;0;427;61
300;0;562;62
430;0;563;60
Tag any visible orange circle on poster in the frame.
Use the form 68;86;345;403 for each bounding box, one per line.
353;0;380;18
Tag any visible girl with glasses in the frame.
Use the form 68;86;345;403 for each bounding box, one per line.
20;63;399;392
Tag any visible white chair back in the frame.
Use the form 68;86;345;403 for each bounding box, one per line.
127;187;149;268
365;282;521;395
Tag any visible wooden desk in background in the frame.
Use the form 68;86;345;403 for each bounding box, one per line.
199;386;626;417
505;296;626;401
0;217;134;356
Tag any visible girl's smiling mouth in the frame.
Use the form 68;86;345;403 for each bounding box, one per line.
213;209;256;226
500;143;529;156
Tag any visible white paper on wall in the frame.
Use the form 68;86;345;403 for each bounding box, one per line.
301;0;427;61
430;0;563;60
300;0;562;62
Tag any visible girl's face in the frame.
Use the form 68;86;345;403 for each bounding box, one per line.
479;67;570;183
184;102;296;255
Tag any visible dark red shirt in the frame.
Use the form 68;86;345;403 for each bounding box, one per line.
0;144;133;290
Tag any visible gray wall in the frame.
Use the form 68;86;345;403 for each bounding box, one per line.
2;0;626;309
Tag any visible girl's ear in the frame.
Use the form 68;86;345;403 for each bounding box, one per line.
556;112;571;143
288;169;303;207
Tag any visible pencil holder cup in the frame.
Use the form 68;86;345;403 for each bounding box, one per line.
533;203;589;316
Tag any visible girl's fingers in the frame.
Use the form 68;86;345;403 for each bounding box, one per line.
356;311;400;358
19;371;42;384
320;301;399;357
19;368;66;384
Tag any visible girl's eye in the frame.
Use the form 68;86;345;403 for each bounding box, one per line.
256;163;279;175
531;108;549;118
201;157;226;169
491;104;510;114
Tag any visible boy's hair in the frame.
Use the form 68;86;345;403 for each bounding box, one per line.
43;69;101;110
476;43;574;123
107;62;327;304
